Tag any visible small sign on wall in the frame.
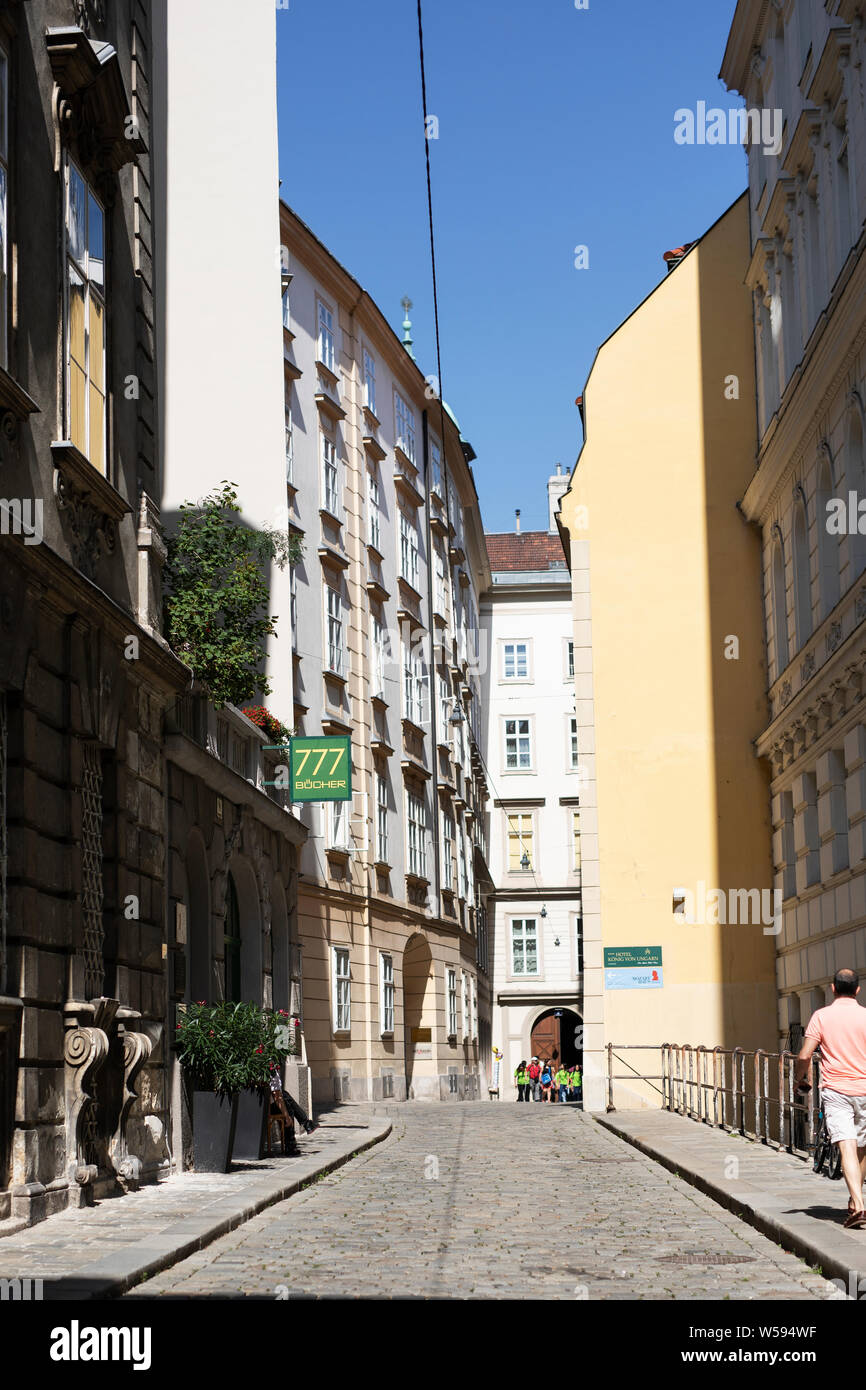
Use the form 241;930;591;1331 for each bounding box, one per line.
604;946;663;990
411;1026;432;1060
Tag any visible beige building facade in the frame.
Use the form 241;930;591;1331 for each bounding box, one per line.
723;0;866;1044
279;206;493;1103
557;196;778;1111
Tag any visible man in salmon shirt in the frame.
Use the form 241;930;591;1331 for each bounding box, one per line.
796;969;866;1228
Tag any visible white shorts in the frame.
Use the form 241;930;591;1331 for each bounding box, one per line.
821;1089;866;1145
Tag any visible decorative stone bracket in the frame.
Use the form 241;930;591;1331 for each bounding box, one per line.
109;1016;153;1188
51;441;130;581
63;1002;108;1190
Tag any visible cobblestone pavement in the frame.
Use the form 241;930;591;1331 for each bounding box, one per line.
0;1110;388;1297
127;1104;839;1300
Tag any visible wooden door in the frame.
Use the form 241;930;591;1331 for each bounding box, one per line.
530;1012;560;1067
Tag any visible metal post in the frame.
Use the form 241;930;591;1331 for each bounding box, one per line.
734;1047;744;1134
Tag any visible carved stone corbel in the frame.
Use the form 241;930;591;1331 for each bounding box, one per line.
63;1007;109;1189
109;1026;153;1187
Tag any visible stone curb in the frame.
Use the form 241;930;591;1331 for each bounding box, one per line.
595;1112;866;1295
35;1119;392;1301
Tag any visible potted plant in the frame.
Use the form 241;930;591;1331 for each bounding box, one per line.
174;1000;296;1172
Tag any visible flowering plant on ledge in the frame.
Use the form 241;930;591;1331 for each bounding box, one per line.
241;705;293;745
174;1000;297;1098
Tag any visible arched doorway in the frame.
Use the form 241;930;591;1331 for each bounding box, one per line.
403;933;435;1100
530;1007;582;1071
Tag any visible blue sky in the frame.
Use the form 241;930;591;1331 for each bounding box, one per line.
277;0;746;534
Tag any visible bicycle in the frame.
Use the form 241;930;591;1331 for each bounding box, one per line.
812;1103;843;1181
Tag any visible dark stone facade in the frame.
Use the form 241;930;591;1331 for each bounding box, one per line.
0;0;187;1226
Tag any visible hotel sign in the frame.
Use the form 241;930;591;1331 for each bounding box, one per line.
604;947;663;969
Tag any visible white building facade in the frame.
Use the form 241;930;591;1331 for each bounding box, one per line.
481;469;583;1100
723;0;866;1041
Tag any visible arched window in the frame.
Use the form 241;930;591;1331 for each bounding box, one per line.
772;533;789;677
816;454;842;618
846;401;866;585
792;495;811;649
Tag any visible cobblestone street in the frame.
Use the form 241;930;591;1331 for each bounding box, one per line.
127;1104;838;1300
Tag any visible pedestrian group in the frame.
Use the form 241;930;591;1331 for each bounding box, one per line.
514;1057;581;1104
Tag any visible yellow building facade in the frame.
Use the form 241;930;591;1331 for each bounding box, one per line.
557;195;778;1111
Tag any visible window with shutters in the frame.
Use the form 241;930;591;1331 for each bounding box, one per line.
395;391;416;464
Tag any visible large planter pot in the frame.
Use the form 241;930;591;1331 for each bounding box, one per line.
232;1089;266;1162
192;1090;238;1173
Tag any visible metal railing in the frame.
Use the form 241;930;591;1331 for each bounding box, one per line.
606;1042;820;1160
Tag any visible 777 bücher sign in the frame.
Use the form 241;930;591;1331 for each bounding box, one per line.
284;735;352;802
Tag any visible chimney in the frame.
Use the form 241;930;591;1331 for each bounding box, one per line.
663;242;695;274
515;509;521;534
547;463;568;532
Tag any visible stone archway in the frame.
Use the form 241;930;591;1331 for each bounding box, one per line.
403;933;435;1101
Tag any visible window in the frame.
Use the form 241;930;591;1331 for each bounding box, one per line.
569;717;579;770
402;640;426;726
290;566;298;649
407;790;427;878
363;349;376;415
371;611;387;698
503;642;528;680
329;798;350;850
395;391;416;465
376;772;389;863
399;509;419;588
281;279;291;331
462;971;470;1037
368;468;381;550
333;946;351;1032
66;160;106;471
447;968;458;1037
438;671;451;739
504;718;532;770
0;45;8;369
511;918;538;976
326;584;344;674
458;825;468;899
572;811;581;874
317;298;335;371
507;813;534;871
430;439;443;496
285;402;294;483
470;976;478;1042
434;547;447;616
380;953;394;1035
566;640;574;679
322;434;339;516
442;808;455;890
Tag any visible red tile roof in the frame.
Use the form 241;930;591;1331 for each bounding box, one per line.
485;530;566;572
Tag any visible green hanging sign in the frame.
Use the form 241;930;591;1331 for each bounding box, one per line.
279;735;352;802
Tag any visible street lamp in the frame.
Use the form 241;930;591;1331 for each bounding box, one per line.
520;850;530;870
450;701;463;726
